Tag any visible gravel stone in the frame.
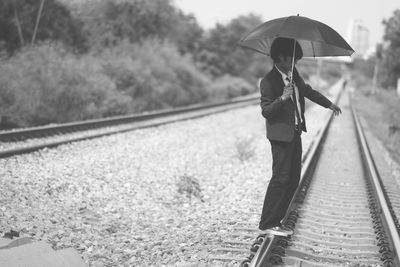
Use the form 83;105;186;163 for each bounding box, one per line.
0;86;339;266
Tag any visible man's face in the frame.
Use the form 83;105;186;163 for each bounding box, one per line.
277;55;299;73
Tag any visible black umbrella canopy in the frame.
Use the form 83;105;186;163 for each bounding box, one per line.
238;15;355;57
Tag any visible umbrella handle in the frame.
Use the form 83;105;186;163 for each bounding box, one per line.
290;40;296;84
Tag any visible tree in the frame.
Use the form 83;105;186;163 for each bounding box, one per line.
0;0;87;55
381;9;400;88
195;14;267;83
167;12;204;54
76;0;203;53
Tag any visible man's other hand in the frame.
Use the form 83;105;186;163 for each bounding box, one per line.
329;103;342;116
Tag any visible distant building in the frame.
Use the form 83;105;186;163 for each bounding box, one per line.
346;19;370;58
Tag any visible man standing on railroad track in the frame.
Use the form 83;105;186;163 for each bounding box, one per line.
258;37;342;236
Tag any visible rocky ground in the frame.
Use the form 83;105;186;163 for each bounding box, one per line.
0;84;343;267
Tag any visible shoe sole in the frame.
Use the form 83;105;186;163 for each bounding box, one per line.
263;229;293;237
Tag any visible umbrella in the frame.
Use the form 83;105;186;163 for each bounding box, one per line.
237;15;355;58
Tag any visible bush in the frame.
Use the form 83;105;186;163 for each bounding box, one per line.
0;43;116;127
0;40;216;128
208;75;255;101
99;39;211;110
176;173;204;203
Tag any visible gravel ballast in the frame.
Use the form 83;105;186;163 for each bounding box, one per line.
0;88;339;266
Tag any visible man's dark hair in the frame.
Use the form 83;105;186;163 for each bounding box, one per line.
270;37;303;62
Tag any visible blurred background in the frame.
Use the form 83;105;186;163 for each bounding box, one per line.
0;0;399;132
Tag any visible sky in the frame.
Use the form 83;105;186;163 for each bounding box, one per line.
175;0;399;51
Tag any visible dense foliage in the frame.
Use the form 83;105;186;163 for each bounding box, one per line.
194;14;266;81
380;9;400;89
0;0;340;129
0;0;86;54
73;0;203;54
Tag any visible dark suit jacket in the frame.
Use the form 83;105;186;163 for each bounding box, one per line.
260;66;332;142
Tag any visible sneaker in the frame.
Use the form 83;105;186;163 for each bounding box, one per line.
262;226;293;237
279;224;294;232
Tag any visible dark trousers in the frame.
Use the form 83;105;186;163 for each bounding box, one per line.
259;131;302;230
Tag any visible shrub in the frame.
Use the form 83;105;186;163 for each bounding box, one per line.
176;173;204;203
0;43;116;127
99;39;211;110
208;75;255;101
0;40;215;128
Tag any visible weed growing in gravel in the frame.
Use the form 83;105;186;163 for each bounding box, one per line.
176;174;204;204
234;135;256;162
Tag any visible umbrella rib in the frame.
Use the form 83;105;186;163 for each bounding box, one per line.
311;41;315;58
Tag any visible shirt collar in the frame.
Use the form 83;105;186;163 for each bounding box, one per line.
275;65;291;84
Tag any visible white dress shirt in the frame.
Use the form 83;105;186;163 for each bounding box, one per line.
275;65;302;125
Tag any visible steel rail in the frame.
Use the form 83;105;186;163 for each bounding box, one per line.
0;95;259;142
248;101;337;267
246;84;400;267
210;80;346;265
0;96;258;158
351;94;400;266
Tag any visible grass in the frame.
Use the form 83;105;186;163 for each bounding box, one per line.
176;174;204;204
351;82;400;164
234;135;256;162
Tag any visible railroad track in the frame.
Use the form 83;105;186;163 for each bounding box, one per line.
240;89;400;266
207;80;343;265
0;95;258;158
209;83;400;267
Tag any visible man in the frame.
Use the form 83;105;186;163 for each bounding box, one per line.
259;37;341;236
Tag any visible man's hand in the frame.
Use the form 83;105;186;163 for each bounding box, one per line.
280;84;293;101
329;103;342;116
